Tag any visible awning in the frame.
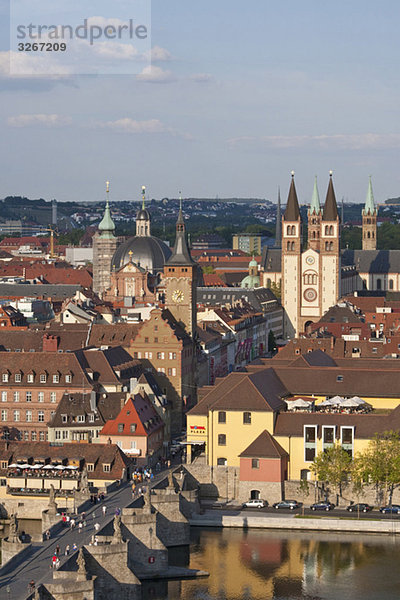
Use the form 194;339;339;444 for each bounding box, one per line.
180;441;205;446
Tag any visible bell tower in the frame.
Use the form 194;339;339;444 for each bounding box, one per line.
281;172;302;338
320;172;340;314
308;176;322;252
93;181;117;296
164;198;197;340
362;177;377;250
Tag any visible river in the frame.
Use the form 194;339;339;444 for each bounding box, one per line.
145;527;400;600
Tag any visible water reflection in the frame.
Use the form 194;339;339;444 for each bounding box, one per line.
148;528;400;600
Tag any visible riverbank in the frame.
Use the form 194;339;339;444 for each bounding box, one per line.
190;510;400;534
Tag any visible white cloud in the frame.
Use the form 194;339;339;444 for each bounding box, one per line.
98;118;172;134
137;65;176;83
90;41;140;60
145;46;172;62
0;51;73;77
227;133;400;151
190;73;214;83
7;114;72;127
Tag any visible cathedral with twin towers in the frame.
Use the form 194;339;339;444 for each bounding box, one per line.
261;172;387;337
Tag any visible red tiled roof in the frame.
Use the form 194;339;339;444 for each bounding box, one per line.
100;393;163;437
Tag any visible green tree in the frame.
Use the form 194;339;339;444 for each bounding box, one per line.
201;265;216;275
356;431;400;505
269;280;281;300
311;444;352;499
268;330;276;353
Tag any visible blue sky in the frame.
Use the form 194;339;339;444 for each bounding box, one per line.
1;0;400;205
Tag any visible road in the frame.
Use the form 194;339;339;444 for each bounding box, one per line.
0;482;137;599
210;504;400;520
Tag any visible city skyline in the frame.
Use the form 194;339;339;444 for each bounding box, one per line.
1;1;400;203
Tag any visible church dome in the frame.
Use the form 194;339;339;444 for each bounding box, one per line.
240;273;260;289
136;207;151;221
112;235;171;274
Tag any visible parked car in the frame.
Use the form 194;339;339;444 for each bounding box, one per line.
310;501;335;511
273;500;301;510
242;499;268;509
380;504;400;514
346;503;372;513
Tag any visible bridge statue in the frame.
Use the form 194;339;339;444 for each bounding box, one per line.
8;512;20;543
112;513;123;543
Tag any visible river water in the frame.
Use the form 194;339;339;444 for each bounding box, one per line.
147;527;400;600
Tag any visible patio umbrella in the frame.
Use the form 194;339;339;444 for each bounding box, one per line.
54;465;66;470
20;464;32;469
319;398;334;407
291;398;311;409
341;397;362;408
8;463;19;468
42;465;54;470
330;395;344;405
65;466;78;469
350;396;365;405
32;464;44;468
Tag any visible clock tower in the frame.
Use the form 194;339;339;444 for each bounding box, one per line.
164;200;197;339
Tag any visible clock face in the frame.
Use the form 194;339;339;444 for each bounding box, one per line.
304;288;317;302
172;289;184;303
306;256;315;265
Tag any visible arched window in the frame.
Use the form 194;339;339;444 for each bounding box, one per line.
286;225;291;236
291;242;295;251
312;231;316;239
287;241;291;251
377;278;382;290
367;231;370;239
325;241;329;251
329;226;334;235
291;226;296;235
250;489;260;500
325;226;329;235
329;242;334;251
267;278;271;287
389;280;394;290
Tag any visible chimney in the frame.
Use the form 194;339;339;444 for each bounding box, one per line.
90;390;97;412
330;336;335;351
43;334;58;352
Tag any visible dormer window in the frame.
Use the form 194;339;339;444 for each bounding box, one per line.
87;463;94;472
2;373;8;383
89;413;95;423
118;423;124;433
65;374;72;383
14;373;22;383
40;373;47;384
52;374;59;383
130;424;137;433
77;415;85;423
103;463;111;472
61;414;68;423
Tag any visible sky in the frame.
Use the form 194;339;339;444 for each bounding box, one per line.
1;0;400;205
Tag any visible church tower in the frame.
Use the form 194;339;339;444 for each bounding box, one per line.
308;176;322;252
281;172;302;338
93;181;117;296
164;199;198;339
136;186;151;237
362;177;377;250
320;172;340;314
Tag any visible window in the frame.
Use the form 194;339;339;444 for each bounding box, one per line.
65;374;72;383
40;373;46;383
2;373;8;383
62;414;68;423
1;391;7;402
130;424;137;433
130;441;137;449
24;431;29;441
154;337;158;343
172;368;176;376
14;373;22;383
52;374;59;383
1;410;7;421
87;463;94;472
55;430;61;440
341;426;354;457
144;352;152;359
31;431;37;441
27;374;34;383
13;391;19;403
169;352;177;360
38;411;45;422
336;375;343;382
1;461;7;469
77;415;85;423
218;434;226;446
252;458;260;469
217;457;227;466
218;411;226;424
62;431;69;440
118;423;124;433
38;392;44;403
144;337;149;343
13;410;20;422
49;392;56;403
243;412;251;425
89;414;95;423
40;431;45;441
103;464;111;472
322;426;335;450
304;425;317;462
26;410;32;422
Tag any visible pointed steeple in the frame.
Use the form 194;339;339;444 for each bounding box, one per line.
363;176;376;215
284;172;301;221
166;194;196;266
98;181;116;238
322;171;339;221
309;176;321;215
136;185;151;236
274;187;282;247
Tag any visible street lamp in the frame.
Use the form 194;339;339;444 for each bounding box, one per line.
6;585;10;600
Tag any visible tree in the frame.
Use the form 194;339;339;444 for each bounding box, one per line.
355;431;400;505
270;280;281;300
268;330;276;353
311;444;352;499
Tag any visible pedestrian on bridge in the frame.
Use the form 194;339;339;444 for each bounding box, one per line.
45;529;51;541
78;522;83;533
102;505;107;516
65;544;70;556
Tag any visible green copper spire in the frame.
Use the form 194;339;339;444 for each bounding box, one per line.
363;176;376;215
141;185;146;210
98;180;116;238
309;176;321;215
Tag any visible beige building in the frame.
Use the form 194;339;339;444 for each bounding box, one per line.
233;233;262;255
